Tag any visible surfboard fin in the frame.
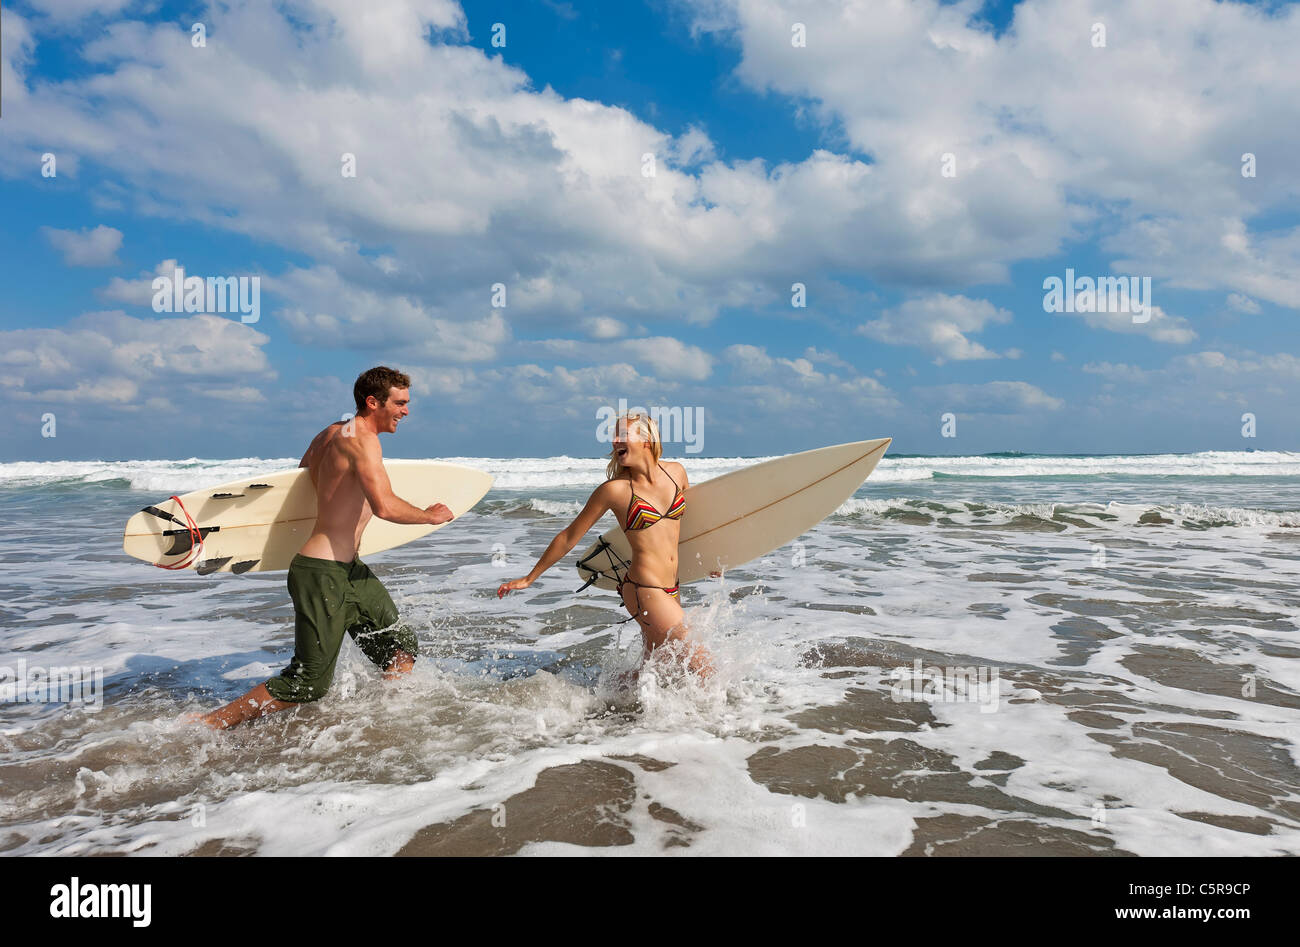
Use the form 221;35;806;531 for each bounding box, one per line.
194;557;257;575
162;525;219;556
142;505;181;524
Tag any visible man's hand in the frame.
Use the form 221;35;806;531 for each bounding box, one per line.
497;577;532;598
426;503;454;525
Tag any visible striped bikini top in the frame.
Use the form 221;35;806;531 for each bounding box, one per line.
624;464;686;531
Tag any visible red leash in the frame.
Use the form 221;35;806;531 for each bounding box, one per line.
154;494;205;570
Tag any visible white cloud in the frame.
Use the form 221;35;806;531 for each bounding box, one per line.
270;266;510;363
1106;216;1300;310
1058;302;1197;344
489;362;662;407
1083;348;1300;412
803;346;852;370
1227;293;1260;314
20;0;141;25
99;259;180;306
191;385;266;404
1;2;769;336
399;360;683;416
918;380;1064;414
668;124;717;167
1171;350;1300;378
858;293;1013;361
584;316;626;339
722;342;899;413
723;343;774;375
0;310;274;406
531;334;715;381
41;224;123;266
10;0;1290;356
680;0;1300;307
1082;361;1150;382
2;0;1297;454
621;336;714;381
4;0;1292;370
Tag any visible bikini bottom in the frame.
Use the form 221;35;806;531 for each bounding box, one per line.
616;575;680;624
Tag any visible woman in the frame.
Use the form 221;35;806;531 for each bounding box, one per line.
496;413;714;678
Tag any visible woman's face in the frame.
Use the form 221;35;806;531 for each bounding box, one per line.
613;418;645;464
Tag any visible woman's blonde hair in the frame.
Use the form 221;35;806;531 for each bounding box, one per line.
605;412;663;480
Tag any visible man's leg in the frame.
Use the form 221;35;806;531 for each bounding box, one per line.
195;556;348;730
197;683;297;730
346;559;419;678
384;649;415;678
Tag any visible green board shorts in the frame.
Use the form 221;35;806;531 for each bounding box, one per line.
264;554;420;703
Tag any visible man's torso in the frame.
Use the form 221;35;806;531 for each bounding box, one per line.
298;422;376;562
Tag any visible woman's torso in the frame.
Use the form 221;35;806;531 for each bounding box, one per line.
617;462;684;586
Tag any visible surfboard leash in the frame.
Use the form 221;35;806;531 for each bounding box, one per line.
574;536;620;592
575;537;641;631
151;495;205;570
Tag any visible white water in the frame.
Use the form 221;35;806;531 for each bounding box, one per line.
1;453;1298;856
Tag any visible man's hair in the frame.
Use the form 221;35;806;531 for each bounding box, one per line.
354;366;411;413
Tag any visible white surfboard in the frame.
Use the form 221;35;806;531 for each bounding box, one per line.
574;438;891;591
123;460;493;574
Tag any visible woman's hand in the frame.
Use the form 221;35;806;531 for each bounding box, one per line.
494;486;612;601
496;576;533;598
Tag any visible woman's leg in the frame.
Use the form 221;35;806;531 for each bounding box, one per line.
618;582;714;677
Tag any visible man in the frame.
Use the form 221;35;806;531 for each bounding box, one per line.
197;366;453;729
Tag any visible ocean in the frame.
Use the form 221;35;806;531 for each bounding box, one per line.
1;450;1298;856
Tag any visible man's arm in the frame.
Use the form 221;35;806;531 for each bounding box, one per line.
353;434;452;526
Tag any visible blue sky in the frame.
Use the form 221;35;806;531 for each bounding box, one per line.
2;0;1298;461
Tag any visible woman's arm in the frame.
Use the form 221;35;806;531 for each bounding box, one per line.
496;482;617;597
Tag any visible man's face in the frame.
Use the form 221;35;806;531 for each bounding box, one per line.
371;387;410;433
